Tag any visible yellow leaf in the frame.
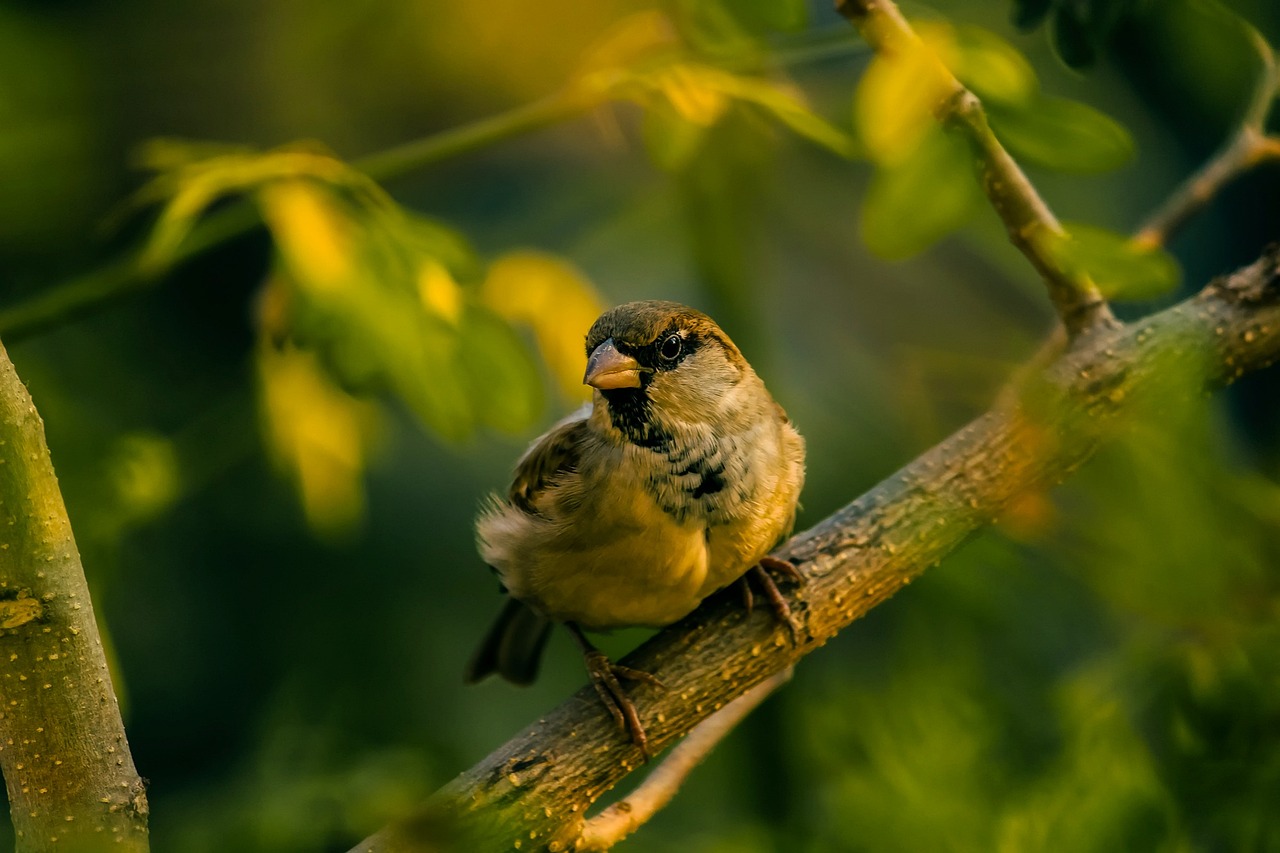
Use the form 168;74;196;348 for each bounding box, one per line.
259;180;356;291
257;342;381;538
653;64;731;126
854;22;959;165
417;260;464;324
481;251;604;401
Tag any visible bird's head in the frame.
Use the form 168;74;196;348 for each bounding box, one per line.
583;301;749;436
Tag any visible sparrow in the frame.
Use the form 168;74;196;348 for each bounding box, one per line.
465;300;805;756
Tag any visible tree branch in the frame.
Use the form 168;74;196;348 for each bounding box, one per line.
0;340;149;852
1133;27;1280;250
836;0;1117;337
351;247;1280;852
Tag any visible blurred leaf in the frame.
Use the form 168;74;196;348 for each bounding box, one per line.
988;95;1134;173
950;25;1038;107
458;306;546;432
481;251;604;401
861;128;982;259
714;72;857;158
665;0;760;62
576;10;678;80
134;141;389;274
1051;4;1098;68
619;60;856;167
1011;0;1054;31
854;22;958;165
727;0;808;34
257;342;382;538
642;98;712;171
106;432;181;524
1040;222;1181;299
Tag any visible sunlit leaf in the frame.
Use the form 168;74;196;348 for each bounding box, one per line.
257;342;381;538
950;25;1037;107
861;128;982;259
714;73;857;158
1040;222;1181;299
481;251;604;401
260;180;356;290
854;23;958;165
987;96;1134;173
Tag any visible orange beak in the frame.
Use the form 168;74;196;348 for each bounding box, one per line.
584;338;643;390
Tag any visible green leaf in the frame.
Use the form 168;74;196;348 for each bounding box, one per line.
641;99;709;172
457;306;544;433
1042;222;1181;300
987;96;1133;173
1011;0;1054;31
729;0;808;33
951;25;1038;107
860;128;982;260
1051;4;1098;68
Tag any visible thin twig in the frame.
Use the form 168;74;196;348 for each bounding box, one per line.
1133;27;1280;249
835;0;1117;337
577;668;794;851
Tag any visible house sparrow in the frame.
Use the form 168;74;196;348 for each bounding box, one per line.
466;300;805;756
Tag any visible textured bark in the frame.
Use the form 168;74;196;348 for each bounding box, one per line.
0;342;149;852
352;247;1280;852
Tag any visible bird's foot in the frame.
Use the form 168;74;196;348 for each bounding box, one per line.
582;650;664;760
740;556;805;643
566;623;664;760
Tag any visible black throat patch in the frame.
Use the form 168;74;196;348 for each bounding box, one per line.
600;388;672;450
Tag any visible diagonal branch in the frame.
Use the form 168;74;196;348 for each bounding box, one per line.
836;0;1117;337
352;246;1280;852
1133;27;1280;250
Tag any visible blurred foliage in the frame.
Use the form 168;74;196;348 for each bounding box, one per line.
0;0;1279;851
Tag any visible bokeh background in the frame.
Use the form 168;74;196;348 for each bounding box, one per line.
2;0;1280;850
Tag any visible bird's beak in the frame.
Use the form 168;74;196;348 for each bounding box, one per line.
584;338;643;390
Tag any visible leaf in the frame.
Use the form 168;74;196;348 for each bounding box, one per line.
950;25;1038;107
481;251;604;401
1050;3;1098;68
729;0;808;34
641;98;710;172
457;306;545;433
854;23;957;165
1011;0;1054;31
1040;222;1181;300
257;342;382;538
860;127;982;260
987;96;1133;173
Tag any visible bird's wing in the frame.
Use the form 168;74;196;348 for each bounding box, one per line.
508;405;592;514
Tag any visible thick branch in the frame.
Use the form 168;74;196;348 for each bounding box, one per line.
0;341;149;852
837;0;1116;336
354;249;1280;852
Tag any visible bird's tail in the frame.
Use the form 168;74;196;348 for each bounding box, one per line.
464;596;552;686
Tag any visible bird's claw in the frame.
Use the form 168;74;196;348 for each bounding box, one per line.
582;650;664;761
745;556;805;643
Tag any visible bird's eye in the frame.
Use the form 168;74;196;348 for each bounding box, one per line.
659;334;682;361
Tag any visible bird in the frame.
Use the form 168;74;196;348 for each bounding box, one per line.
465;300;806;756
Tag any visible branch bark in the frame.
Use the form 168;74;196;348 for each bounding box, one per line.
836;0;1117;337
0;341;149;852
352;248;1280;852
